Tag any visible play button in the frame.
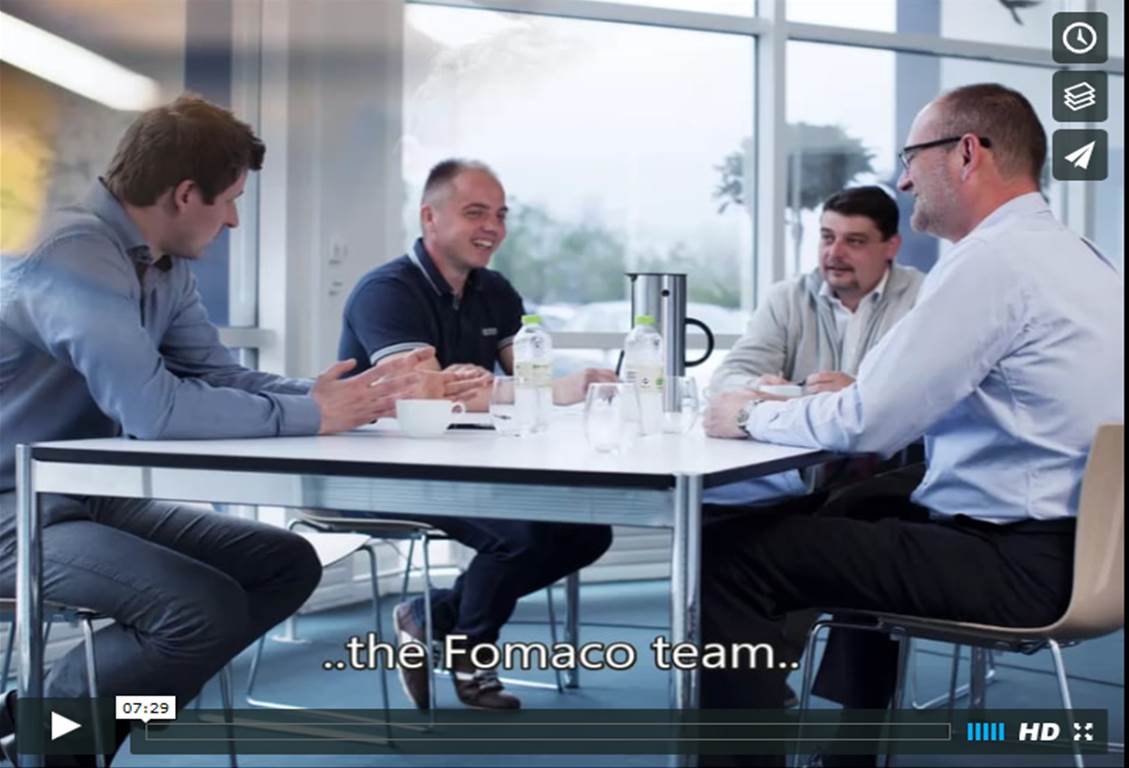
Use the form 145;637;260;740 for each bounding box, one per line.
51;711;82;741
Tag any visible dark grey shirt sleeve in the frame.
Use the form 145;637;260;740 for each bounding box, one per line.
160;269;313;395
9;232;321;439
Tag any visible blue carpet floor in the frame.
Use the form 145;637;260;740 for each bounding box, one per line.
115;581;1125;768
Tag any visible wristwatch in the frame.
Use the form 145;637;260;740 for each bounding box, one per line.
735;398;761;437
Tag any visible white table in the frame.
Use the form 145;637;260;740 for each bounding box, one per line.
15;418;830;765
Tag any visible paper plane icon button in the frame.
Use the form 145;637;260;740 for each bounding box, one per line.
1053;130;1107;180
1065;141;1096;170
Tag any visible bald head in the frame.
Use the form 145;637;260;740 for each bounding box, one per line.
932;83;1046;185
421;158;502;208
897;84;1046;242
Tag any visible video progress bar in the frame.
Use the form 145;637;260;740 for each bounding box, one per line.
142;719;953;743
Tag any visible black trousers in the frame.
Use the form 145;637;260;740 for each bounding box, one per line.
698;481;1074;766
703;464;928;684
401;517;613;646
1;492;323;765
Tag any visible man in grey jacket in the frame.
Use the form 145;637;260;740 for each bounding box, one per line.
706;185;923;506
703;186;924;711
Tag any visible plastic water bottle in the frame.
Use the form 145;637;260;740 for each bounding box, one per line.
623;315;664;436
513;314;553;434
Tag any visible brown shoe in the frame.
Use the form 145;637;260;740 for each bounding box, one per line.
450;656;521;710
393;600;431;710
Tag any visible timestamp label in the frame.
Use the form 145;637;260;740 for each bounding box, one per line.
115;695;176;722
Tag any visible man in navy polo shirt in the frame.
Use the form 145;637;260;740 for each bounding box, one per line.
338;159;615;710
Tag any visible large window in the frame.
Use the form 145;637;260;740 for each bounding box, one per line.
403;4;755;338
788;0;1124;54
783;43;897;276
396;0;1123;389
586;0;754;13
787;0;897;32
404;0;1122;316
785;43;1067;276
5;0;1122;380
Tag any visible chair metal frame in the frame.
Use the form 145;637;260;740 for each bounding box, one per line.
243;519;394;744
793;424;1124;768
907;644;997;710
243;512;567;729
1;602;105;768
3;604;239;768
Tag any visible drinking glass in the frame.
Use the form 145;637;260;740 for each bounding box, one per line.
661;376;701;434
489;376;521;436
584;382;634;452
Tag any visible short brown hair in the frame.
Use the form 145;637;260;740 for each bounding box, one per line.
105;93;265;206
935;83;1046;184
421;158;499;206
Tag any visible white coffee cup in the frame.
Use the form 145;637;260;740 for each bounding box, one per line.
396;399;467;437
758;384;804;398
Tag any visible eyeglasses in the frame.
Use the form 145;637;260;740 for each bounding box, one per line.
898;135;992;170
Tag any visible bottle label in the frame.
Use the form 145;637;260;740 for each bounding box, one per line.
625;363;664;393
515;360;552;387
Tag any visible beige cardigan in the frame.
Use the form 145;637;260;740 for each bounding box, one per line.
711;263;925;392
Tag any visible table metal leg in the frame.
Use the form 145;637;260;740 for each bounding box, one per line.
563;572;580;689
670;474;703;710
16;444;44;768
670;475;702;768
969;648;988;710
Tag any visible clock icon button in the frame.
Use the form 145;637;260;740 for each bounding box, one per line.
1053;13;1107;63
1063;21;1098;55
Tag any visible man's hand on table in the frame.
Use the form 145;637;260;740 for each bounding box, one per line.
424;363;495;411
750;371;853;394
312;348;436;433
752;373;790;388
552;368;619;406
704;389;786;439
804;371;855;394
443;364;494;400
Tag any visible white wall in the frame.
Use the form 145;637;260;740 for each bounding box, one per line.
258;0;405;379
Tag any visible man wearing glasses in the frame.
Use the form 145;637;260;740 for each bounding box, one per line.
702;83;1122;767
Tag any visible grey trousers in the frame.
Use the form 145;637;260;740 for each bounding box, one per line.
0;492;322;704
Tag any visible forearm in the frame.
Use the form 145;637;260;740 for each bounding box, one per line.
710;324;788;392
747;251;1021;456
194;366;313;395
711;362;773;392
144;383;322;439
162;283;313;394
384;349;442;372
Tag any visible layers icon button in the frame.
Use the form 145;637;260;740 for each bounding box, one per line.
1053;71;1108;123
1064;81;1096;111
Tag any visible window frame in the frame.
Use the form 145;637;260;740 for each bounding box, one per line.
241;0;1124;362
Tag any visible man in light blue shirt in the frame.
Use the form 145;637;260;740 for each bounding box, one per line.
700;83;1122;764
0;95;441;765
